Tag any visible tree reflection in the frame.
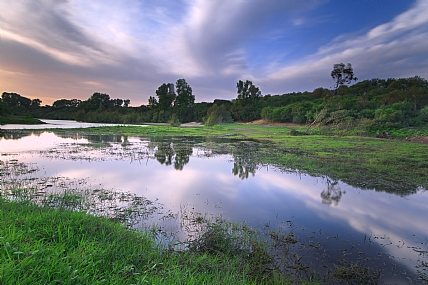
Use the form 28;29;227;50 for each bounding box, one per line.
320;177;344;206
155;142;174;166
231;142;258;180
151;138;193;170
174;143;193;170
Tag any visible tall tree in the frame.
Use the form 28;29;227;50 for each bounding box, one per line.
156;83;176;112
233;80;262;121
174;78;195;122
236;80;262;103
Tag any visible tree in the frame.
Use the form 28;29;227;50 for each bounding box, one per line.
1;92;31;109
53;99;81;109
148;96;158;109
87;92;111;111
236;80;262;103
331;63;358;94
156;83;176;113
233;80;263;121
306;63;357;133
174;78;195;122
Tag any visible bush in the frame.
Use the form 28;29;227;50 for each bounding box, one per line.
204;104;233;126
418;105;428;122
168;113;181;127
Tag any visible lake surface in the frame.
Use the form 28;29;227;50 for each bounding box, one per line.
1;127;427;284
0;119;144;129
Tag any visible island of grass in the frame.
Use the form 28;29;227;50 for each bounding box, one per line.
0;116;45;125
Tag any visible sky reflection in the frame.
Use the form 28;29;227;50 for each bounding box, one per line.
1;130;427;283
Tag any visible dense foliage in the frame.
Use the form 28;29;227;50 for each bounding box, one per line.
2;75;428;133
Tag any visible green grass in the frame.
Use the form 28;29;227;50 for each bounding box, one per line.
58;123;428;193
0;116;45;125
0;198;293;285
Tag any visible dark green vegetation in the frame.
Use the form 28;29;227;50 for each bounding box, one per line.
2;68;428;136
0;116;45;125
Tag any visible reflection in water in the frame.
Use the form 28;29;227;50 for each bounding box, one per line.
320;178;344;206
1;129;428;283
231;142;258;179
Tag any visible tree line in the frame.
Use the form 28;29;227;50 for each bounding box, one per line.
2;67;428;132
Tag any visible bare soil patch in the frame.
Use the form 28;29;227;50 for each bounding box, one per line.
404;136;428;144
243;119;300;127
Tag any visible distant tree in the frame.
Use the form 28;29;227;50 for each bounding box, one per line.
123;99;130;107
148;96;158;109
87;92;111;111
31;99;42;108
111;99;124;108
331;63;358;95
174;78;195;122
0;98;4;116
1;92;31;109
233;80;263;121
236;80;262;103
53;99;81;109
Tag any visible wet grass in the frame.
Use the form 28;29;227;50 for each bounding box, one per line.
0;196;303;285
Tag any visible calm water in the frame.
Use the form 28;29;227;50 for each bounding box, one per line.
1;126;427;284
0;119;144;129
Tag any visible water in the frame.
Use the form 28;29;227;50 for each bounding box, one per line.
1;126;427;284
0;119;145;129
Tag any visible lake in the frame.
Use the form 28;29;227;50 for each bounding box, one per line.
1;124;427;284
0;119;144;130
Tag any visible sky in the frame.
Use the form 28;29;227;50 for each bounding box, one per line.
1;0;428;106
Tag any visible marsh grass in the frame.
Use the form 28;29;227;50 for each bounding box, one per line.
332;259;382;284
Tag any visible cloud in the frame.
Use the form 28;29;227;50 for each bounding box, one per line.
1;0;427;104
259;1;428;94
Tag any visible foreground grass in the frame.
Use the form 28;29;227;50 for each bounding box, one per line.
0;116;45;125
62;124;428;192
0;199;294;285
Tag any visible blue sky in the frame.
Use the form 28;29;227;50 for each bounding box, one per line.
1;0;427;106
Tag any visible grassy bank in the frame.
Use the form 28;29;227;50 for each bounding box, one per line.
0;116;45;125
0;198;289;285
61;124;428;193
